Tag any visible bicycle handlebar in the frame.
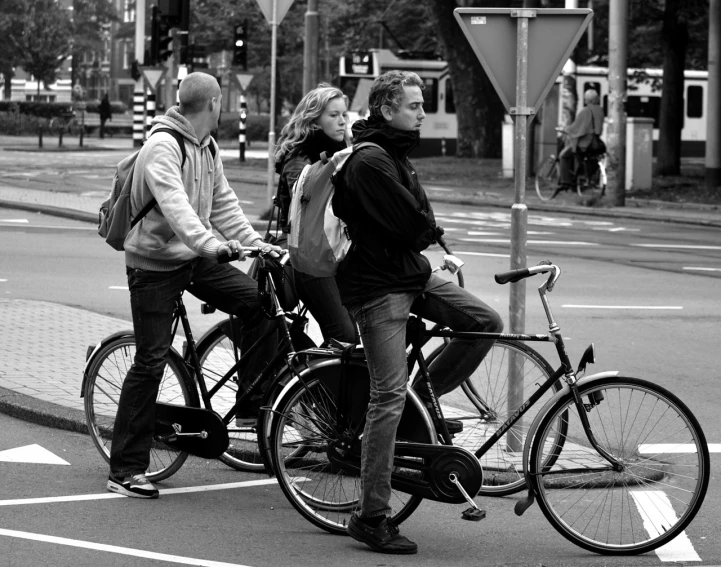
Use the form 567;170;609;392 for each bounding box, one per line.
218;246;290;266
495;262;561;291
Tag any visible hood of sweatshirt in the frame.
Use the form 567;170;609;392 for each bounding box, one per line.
150;106;211;151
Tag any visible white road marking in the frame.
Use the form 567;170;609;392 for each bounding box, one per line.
460;238;598;246
0;478;277;507
0;444;69;465
562;305;683;310
0;219;29;223
639;444;721;453
630;491;701;562
108;286;129;290
605;227;640;232
631;244;721;250
0;528;254;567
455;251;510;258
467;231;503;236
683;267;721;272
0;279;7;282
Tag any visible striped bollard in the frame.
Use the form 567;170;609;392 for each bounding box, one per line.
145;89;156;140
238;93;247;162
132;86;145;148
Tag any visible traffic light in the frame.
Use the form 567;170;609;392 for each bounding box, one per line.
233;20;248;70
151;6;174;64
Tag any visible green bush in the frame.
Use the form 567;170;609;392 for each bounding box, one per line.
0;101;73;119
216;111;289;141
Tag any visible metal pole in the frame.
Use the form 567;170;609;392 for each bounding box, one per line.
267;0;278;209
303;0;319;93
507;9;532;453
133;0;146;148
239;92;247;162
607;0;628;206
145;88;156;140
706;0;721;188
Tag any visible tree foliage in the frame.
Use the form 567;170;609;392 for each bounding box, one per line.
0;0;28;100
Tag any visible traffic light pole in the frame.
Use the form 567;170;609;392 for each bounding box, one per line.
133;0;146;148
267;0;278;209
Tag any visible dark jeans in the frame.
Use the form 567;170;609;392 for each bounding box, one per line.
347;274;503;517
109;257;273;478
293;270;358;344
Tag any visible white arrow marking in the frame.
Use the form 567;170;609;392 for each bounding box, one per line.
0;444;70;465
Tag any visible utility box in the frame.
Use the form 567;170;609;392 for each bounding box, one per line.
625;117;654;191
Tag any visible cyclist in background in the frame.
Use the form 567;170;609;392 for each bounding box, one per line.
274;83;358;345
558;88;604;189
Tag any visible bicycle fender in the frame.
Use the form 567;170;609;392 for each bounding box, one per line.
80;330;134;397
520;370;621;486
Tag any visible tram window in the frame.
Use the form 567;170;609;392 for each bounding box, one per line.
687;85;703;118
626;95;661;128
445;80;456;114
421;78;438;114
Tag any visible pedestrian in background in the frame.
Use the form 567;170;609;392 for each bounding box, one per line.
274;83;358;345
333;70;504;554
99;93;112;139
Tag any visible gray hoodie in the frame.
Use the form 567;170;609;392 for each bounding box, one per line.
123;107;263;271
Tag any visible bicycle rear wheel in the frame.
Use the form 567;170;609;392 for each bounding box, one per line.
576;156;606;201
420;339;563;496
529;376;710;555
269;358;434;535
83;335;196;482
535;155;561;201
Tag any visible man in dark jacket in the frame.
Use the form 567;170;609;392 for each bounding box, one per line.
334;70;503;555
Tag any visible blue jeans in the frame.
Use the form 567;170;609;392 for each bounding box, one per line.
109;257;272;478
347;274;503;517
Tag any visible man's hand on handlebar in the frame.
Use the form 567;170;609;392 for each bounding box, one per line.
217;242;287;264
218;240;250;261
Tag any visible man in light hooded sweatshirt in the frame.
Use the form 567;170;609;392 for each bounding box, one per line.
107;72;281;499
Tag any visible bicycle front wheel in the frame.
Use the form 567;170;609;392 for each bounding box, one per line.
269;358;433;535
529;376;710;555
83;335;196;482
426;339;563;496
535;155;560;201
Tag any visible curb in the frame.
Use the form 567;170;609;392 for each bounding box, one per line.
0;385;88;435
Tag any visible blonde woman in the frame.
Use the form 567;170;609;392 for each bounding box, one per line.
274;83;357;344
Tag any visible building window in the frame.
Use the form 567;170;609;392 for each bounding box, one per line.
626;95;661;128
687;85;703;119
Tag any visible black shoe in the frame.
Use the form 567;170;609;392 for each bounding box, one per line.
347;514;417;554
444;419;463;434
107;473;159;499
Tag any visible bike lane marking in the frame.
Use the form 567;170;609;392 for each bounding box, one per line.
0;478;277;507
0;528;254;567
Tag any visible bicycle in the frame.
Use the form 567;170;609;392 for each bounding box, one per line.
264;260;710;555
81;248;315;480
535;133;607;202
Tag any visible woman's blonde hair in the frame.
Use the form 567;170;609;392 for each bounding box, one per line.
275;83;349;160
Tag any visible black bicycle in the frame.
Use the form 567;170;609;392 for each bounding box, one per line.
82;248;315;480
264;260;709;555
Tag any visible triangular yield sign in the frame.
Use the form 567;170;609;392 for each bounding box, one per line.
235;73;254;92
0;444;70;465
454;8;593;114
141;67;167;94
255;0;295;25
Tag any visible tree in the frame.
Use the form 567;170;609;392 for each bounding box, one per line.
425;0;509;158
16;0;73;92
0;0;28;100
69;0;118;90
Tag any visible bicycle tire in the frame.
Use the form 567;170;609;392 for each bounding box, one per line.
268;358;434;535
535;155;561;201
528;376;710;555
83;335;197;482
196;319;316;473
415;339;564;496
576;156;606;201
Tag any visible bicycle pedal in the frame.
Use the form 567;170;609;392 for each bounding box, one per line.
461;507;486;521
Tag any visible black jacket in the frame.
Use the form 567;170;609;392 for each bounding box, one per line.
275;130;346;231
333;117;441;305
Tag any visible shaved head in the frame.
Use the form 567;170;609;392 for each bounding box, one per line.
179;72;221;115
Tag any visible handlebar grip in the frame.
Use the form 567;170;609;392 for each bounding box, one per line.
494;268;531;285
218;251;241;264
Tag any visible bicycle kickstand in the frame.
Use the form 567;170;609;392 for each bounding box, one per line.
449;473;487;522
